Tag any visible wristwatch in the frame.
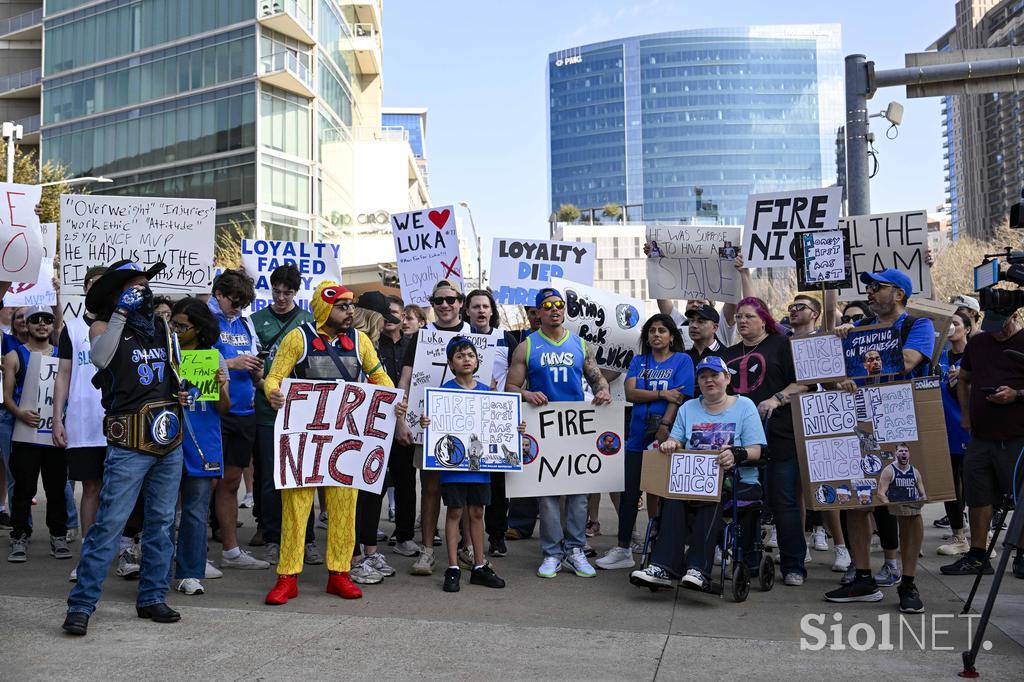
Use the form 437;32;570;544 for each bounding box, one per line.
773;391;787;405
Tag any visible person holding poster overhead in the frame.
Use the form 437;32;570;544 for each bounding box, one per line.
505;287;612;580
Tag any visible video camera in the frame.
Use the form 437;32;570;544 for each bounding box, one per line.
974;248;1024;330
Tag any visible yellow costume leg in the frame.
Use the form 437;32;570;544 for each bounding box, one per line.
325;487;358;572
279;487;315;575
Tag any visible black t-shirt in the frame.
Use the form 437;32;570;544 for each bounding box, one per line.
961;329;1024;441
57;317;100;360
379;332;411;385
94;318;179;413
721;333;797;456
401;321;469;369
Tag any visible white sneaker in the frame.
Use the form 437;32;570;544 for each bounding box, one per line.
264;543;280;564
65;528;79;543
784;572;805;587
364;552;396;577
458;545;475;567
832;546;852;572
562;548;596;577
68;566;77;582
350;559;384;584
316;512;328;529
411;546;435;575
595;546;635;570
115;547;140;578
205;560;223;579
220;549;270;570
681;568;707;590
766;526;778;548
304;543;323;565
176;578;205;595
631;564;671;587
393;540;420;557
811;527;828;551
937;535;970;556
239;494;254;509
537;556;561;578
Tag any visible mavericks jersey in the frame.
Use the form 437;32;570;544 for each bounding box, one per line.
887;463;920;502
525;330;586;402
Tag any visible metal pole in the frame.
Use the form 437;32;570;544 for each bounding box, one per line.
4;131;14;183
875;56;1024;89
844;55;872;217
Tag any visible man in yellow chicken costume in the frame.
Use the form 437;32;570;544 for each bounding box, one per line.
263;281;394;605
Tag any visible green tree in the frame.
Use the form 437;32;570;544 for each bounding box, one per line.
602;203;622;222
0;142;70;224
557;203;581;223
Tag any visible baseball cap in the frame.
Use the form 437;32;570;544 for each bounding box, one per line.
859;268;913;300
446;335;478;361
950;294;981;314
695;356;735;375
685;304;720;324
535;287;563;308
23;305;55;321
431;279;463;297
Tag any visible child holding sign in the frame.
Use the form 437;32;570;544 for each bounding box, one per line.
420;336;522;592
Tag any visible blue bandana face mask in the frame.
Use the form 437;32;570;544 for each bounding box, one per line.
125;285;156;337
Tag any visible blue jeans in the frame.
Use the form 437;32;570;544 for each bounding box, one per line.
65;481;78;531
67;445;183;615
538;494;587;559
174;476;212;581
767;456;806;578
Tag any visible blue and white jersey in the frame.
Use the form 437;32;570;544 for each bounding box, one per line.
525;330;586;402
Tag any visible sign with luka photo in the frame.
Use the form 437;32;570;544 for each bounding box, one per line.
391;205;462;308
423;388;522;472
489;238;595;306
241;239;342;313
644;224;742;303
549;277;642;374
273;378;404;494
841;324;903;379
504;402;625;497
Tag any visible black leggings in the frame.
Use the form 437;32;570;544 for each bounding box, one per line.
943;454;965;532
10;443;67;539
484;473;508;541
354;488;383;549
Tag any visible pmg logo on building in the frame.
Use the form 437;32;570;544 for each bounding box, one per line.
554;48;583;68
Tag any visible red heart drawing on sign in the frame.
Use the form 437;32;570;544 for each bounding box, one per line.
428;209;450;229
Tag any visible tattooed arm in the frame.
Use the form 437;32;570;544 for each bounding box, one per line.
583;347;611;405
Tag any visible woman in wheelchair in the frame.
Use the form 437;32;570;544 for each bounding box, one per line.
630;356;766;592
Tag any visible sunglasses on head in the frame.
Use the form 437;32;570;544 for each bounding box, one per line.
841;313;865;324
430;296;459;306
540;300;565;310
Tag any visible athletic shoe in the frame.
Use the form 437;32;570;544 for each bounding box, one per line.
326;571;362;599
537;556;561;578
411;547;435;575
582;543;597;558
937;535;970;556
265;575;298;605
940;554;994;576
364;552;396;577
488;537;508;557
470;563;506;588
897;583;924;613
840;565;857;585
316;512;328;529
832;546;852;572
221;549;270;570
0;510;12;529
375;529;388;542
8;536;27;563
825;578;884;603
562;547;596;577
680;568;708;591
766;526;778;548
596;546;635;570
264;543;280;564
933;515;951;529
205;561;223;579
50;535;72;560
69;566;77;582
65;528;79;543
349;560;384;585
585;520;600;538
811;527;828;551
176;578;205;595
239;494;253;509
433;531;442;547
630;564;671;588
304;543;323;565
874;564;901;587
116;547;140;578
393;540;420;557
443;566;461;592
1013;552;1024;579
457;545;475;567
784;572;805;586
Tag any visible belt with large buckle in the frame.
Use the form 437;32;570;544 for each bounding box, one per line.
105;401;183;456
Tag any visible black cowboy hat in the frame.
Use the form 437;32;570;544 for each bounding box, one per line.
85;260;166;316
357;290;401;324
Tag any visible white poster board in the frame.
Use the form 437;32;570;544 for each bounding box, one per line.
798;391;857;438
5;222;57;306
391;205;462;307
241;239;342;313
504;401;625;497
791;334;846;384
0;182;44;282
550;277;642;374
59;194;216;295
742;187;843;268
423;387;522;472
800;230;847;283
861;383;918;443
490;238;595;306
273;379;403;494
644;224;742;303
838;210;933;300
805;434;864;483
13;353;58;445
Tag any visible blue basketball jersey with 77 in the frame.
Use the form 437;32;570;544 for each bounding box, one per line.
525;330;586;402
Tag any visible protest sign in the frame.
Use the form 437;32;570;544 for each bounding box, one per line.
644;224;742;303
273;379;403;494
550;277;642;374
179;350;220;401
742;187;843;269
0;182;44;283
793;378;952;510
241;239;342;313
504;401;625;497
791;334;846;384
838;210;933;300
60;195;216;296
406;329;496;445
391;205;462;307
907;299;956;373
423;387;522;472
490;238;594;306
13;353;58;445
842;324;903;379
640;449;723;502
5;222;57;306
794;229;852;291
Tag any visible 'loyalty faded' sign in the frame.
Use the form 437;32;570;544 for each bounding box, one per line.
241;239;342;313
742;187;843;269
391;205;461;308
489;238;594;305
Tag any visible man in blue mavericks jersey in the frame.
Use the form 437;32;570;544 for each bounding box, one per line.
506;288;611;580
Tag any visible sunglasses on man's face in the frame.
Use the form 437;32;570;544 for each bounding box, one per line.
221;295;243;309
430;296;459;306
27;316;54;325
333;302;355;311
841;313;865;324
865;281;893;294
540;300;565;310
787;303;810;313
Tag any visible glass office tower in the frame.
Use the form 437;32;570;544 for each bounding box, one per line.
548;26;843;225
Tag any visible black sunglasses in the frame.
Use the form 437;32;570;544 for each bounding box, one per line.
27;316;54;325
430;296;460;306
841;313;865;324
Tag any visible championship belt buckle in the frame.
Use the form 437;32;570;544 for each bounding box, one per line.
148;408;181;449
106;415;131;446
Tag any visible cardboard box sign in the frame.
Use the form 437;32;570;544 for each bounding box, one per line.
640;449;724;502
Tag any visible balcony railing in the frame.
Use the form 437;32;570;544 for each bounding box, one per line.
258;50;314;97
0;67;41;95
256;0;314;43
17;114;40;134
353;22;376;39
351;126;409;142
0;7;42;37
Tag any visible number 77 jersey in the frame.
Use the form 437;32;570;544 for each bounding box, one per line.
525;330;586;402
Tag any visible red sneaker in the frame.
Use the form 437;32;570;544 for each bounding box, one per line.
265;575;298;605
326;571;362;599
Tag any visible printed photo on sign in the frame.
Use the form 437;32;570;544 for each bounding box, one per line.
877;443;926;504
391;205;462;308
837;210;933;300
742;187;843;269
644;224;742;303
791;334;845;384
489;238;595;306
550;277;641;374
687;422;736;450
842;324;903;379
241;239;342;313
423;388;523;472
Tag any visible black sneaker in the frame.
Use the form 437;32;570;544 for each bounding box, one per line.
1012;552;1024;580
0;510;11;529
488;537;508;557
940;554;994;576
932;515;950;529
897;583;924;613
470;563;506;588
583;544;597;558
433;531;442;547
443;567;460;592
824;578;883;603
387;534;397;547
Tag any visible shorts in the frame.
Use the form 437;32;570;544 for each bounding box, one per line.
963;435;1024;508
67;447;106;482
221;413;257;469
888;501;924;517
441;482;491;509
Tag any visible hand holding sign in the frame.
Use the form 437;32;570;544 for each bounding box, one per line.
179;350;220;401
0;182;44;283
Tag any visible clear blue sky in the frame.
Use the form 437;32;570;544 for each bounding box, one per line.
382;1;955;249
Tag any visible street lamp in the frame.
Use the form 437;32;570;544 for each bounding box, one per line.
457;200;482;289
39;176;112;188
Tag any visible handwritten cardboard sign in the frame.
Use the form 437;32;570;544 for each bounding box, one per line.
795;229;853;291
490;238;595;306
391;205;462;308
60;194;216;295
791;334;846;384
179;350;219;401
742;187;843;269
838;210;933;300
842;324;903;378
640;449;723;502
13;353;58;445
550;277;642;374
798;391;857;438
644;224;742;303
5;222;57;306
423;387;522;472
504;401;625;497
241;239;342;314
273;379;403;494
862;383;918;443
0;182;44;283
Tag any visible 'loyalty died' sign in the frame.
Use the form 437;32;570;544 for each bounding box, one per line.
742;187;843;269
550;277;642;374
241;239;342;313
391;205;462;308
489;238;595;306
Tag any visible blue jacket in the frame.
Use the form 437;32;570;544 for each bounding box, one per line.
208;298;259;416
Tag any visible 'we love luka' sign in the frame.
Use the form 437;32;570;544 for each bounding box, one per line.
391;205;463;307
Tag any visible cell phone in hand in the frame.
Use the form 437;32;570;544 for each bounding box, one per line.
981;387;997;395
257;350;270;360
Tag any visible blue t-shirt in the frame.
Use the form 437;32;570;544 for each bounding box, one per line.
525;330;586;402
938;345;969;455
182;351;227;478
670;395;766;485
438;379;491;484
624;352;695;451
854;311;935;382
211;306;258;416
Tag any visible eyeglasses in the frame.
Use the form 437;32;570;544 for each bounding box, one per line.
865;281;893;294
27;316;54;325
787;303;810;313
540;300;565;310
170;322;194;333
430;296;460;306
841;313;865;324
334;302;355;311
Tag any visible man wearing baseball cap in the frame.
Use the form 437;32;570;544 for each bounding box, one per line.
683;304;726;376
